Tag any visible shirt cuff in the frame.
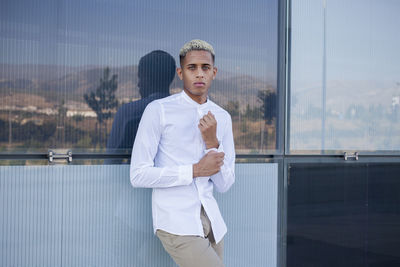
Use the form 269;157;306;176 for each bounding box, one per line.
204;141;224;154
178;164;193;185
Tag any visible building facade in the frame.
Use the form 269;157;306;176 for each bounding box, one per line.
1;0;399;266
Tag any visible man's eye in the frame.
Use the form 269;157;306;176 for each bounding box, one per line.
202;66;210;70
188;66;195;70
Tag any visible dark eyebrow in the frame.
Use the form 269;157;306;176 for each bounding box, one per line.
185;63;212;68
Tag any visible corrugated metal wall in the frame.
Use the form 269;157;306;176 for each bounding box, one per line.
0;163;278;267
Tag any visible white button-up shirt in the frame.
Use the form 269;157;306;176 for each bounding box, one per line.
130;90;235;243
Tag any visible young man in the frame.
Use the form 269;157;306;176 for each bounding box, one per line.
130;39;235;267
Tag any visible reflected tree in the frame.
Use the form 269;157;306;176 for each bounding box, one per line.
257;89;277;150
257;89;277;125
224;101;240;118
244;103;262;121
56;99;67;146
84;67;119;147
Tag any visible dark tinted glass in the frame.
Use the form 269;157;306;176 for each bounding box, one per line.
287;163;400;267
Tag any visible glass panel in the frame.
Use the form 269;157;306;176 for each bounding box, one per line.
0;0;280;155
287;163;400;267
289;0;400;154
0;163;279;266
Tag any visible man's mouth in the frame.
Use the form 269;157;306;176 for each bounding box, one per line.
194;82;205;87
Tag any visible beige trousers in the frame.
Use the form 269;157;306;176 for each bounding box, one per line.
156;207;225;267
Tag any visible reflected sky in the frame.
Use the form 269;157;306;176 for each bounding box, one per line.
291;0;400;82
0;0;278;80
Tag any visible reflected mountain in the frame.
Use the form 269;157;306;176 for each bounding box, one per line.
0;64;276;109
0;64;278;153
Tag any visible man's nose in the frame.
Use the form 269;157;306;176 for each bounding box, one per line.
196;69;204;78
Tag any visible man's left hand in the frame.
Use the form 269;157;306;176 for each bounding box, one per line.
199;111;219;149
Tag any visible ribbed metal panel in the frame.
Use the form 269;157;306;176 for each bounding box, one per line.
0;166;63;267
0;163;278;267
61;165;174;267
216;163;278;267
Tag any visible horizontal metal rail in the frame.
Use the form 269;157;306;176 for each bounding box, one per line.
1;152;400;160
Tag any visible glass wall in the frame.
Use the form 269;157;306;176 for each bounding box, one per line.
287;1;400;266
289;0;400;154
3;0;400;266
0;0;281;155
0;0;282;267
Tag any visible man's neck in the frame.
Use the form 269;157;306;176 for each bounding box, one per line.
183;89;208;104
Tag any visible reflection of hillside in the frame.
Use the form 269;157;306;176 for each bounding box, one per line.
290;80;400;151
292;80;399;110
210;74;276;109
0;64;276;108
0;64;91;81
0;64;277;152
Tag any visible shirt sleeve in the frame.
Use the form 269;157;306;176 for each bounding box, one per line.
130;101;193;188
208;113;236;193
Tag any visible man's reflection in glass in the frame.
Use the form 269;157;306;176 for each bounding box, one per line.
108;51;176;265
106;50;176;161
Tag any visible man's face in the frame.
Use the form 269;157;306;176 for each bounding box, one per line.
177;50;217;104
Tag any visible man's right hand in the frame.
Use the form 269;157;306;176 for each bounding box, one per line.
193;151;225;178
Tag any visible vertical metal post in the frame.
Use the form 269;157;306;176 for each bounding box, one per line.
321;0;327;153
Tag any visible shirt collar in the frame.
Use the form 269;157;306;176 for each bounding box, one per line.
181;90;210;108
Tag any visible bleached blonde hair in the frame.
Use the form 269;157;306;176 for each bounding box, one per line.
179;39;215;65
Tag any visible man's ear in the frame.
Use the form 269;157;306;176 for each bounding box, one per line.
176;67;183;80
212;66;218;80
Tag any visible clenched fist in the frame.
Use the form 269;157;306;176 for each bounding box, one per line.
199;111;219;149
193;151;225;178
